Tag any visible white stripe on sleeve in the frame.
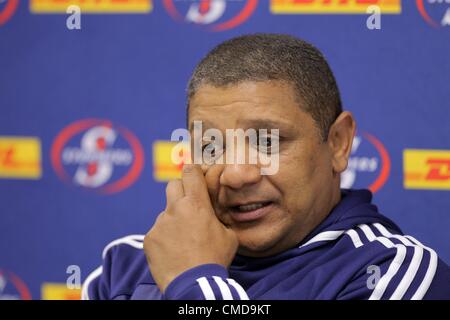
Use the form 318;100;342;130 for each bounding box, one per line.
213;276;234;300
226;278;249;300
196;277;216;300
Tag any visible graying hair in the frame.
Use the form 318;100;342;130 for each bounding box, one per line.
187;33;343;141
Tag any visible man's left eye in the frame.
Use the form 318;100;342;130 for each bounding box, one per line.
257;135;279;154
259;137;272;147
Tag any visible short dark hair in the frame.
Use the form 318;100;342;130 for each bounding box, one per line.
187;33;343;141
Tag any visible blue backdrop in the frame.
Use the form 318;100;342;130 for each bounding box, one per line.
0;0;449;299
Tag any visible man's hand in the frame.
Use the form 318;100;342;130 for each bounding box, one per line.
144;164;239;293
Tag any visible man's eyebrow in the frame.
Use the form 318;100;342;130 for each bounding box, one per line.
239;119;294;131
188;120;215;131
188;119;294;132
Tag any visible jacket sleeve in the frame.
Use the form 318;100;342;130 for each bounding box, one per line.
337;237;450;300
163;264;250;300
81;235;145;300
81;252;112;300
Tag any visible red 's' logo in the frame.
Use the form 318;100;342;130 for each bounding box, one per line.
0;0;18;26
416;0;450;28
51;119;144;194
163;0;258;31
341;131;391;193
0;269;32;300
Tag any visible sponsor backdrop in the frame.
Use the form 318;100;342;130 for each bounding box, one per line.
0;0;449;299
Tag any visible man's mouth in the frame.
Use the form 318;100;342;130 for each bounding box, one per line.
228;201;274;223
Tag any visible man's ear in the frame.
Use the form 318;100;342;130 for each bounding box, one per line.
327;111;356;174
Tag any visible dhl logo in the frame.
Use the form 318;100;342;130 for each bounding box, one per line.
404;149;450;190
30;0;152;13
271;0;401;14
153;140;190;182
41;283;81;300
0;137;41;179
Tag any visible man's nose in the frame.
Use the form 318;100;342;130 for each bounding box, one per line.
219;163;262;190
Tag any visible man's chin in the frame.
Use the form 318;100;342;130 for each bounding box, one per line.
235;231;283;258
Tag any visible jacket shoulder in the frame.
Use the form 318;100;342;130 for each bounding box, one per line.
82;234;152;300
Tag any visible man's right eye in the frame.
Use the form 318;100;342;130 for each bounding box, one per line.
201;143;224;165
202;143;216;156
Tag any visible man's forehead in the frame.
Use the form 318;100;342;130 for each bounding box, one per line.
189;81;297;109
187;81;309;131
188;118;294;132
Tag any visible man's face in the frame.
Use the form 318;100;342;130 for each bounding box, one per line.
188;81;341;257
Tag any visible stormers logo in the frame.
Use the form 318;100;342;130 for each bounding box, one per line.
0;0;19;26
0;269;32;300
341;132;391;193
51;119;144;194
163;0;258;31
417;0;450;28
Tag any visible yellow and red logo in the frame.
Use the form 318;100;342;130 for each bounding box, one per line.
30;0;152;13
271;0;401;14
404;149;450;190
153;140;190;181
41;283;81;300
0;137;42;179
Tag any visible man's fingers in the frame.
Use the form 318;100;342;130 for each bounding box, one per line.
166;179;184;207
182;164;210;203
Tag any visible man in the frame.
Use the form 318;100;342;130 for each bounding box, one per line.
82;34;450;300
